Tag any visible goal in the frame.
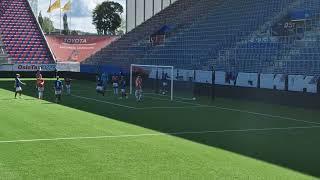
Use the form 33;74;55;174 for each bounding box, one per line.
130;64;174;101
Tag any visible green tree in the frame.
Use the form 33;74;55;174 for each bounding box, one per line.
92;1;123;35
38;11;44;28
63;13;70;35
41;17;55;34
116;15;126;35
71;30;79;35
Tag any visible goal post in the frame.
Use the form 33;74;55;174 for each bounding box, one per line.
130;64;174;101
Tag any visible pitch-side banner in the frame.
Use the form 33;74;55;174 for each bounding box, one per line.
12;64;56;71
56;62;80;72
46;35;119;62
0;64;13;71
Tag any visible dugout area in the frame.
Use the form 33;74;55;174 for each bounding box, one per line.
0;78;320;178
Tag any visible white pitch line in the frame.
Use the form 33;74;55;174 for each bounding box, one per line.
71;94;201;110
72;89;113;93
71;94;320;126
203;105;320;126
144;93;195;101
137;106;201;110
145;95;201;106
1;125;320;144
169;125;320;135
145;95;320;126
71;94;138;110
71;94;195;110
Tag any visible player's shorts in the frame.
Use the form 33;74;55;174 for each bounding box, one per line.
96;86;104;92
65;85;71;89
162;82;168;86
38;87;44;92
121;89;126;93
55;90;62;95
15;87;22;92
113;83;118;88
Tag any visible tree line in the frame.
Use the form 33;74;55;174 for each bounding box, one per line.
38;1;124;35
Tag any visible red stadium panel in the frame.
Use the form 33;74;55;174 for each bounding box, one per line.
46;35;118;62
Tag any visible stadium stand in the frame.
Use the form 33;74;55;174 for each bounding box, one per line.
217;0;320;76
0;0;55;64
84;0;320;77
83;0;215;66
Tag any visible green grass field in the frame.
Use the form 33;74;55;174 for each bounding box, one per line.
0;78;320;179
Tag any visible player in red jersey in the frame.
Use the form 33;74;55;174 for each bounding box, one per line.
135;75;143;101
112;74;119;96
35;70;42;97
36;78;45;99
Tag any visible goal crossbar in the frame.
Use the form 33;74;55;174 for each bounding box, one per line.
130;64;174;101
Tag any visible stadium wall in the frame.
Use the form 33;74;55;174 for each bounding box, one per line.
126;0;178;32
213;85;320;109
146;69;320;108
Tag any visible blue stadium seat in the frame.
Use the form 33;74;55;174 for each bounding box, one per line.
85;0;320;75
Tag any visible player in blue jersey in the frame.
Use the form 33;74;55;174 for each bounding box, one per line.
119;76;128;99
96;75;105;96
101;72;108;91
14;74;26;98
54;76;63;103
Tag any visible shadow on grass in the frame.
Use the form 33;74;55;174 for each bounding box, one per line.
41;102;55;105
1;79;319;178
0;98;16;101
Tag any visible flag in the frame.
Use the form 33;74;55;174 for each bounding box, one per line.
47;0;61;13
62;0;72;12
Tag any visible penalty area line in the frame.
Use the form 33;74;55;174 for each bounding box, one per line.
71;94;200;110
137;106;203;110
144;95;201;106
144;93;195;101
71;94;138;110
145;95;320;126
70;94;320;126
1;125;320;144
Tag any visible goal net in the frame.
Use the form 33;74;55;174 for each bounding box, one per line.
130;64;174;101
130;64;196;101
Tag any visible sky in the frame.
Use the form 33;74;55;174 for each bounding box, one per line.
39;0;126;33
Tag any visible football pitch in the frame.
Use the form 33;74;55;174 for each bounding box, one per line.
0;79;320;179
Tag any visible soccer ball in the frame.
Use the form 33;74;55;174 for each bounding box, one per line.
192;97;196;100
